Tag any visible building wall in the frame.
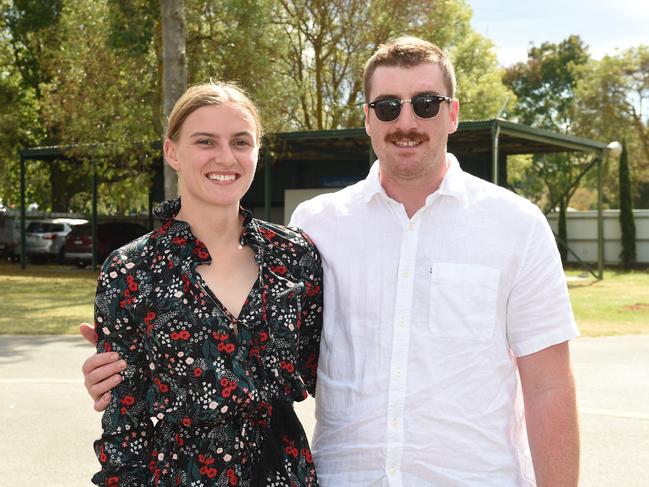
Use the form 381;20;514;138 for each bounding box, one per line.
547;210;649;264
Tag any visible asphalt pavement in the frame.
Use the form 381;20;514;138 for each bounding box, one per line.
0;335;647;486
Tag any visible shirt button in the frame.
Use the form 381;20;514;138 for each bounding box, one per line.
402;271;410;278
389;468;396;475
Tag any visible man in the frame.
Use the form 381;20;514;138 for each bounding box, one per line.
82;37;579;486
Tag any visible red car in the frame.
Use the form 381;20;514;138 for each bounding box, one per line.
64;221;149;267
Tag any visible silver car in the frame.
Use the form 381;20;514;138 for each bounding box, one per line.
20;218;88;262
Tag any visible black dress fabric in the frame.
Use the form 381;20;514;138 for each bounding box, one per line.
92;198;322;486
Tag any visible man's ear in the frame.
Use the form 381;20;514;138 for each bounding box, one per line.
448;98;460;134
163;138;180;172
364;103;371;136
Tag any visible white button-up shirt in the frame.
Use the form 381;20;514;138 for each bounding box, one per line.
290;154;578;486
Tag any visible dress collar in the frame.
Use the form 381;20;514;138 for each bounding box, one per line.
152;197;260;264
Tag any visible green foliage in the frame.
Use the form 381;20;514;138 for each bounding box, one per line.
107;0;158;55
504;36;594;260
0;0;525;212
574;47;649;208
452;30;514;120
504;35;589;131
618;140;636;268
1;0;63;91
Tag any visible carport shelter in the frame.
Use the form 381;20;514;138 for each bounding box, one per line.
19;119;608;274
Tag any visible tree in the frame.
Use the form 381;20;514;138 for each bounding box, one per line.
0;0;514;212
184;0;289;132
504;36;592;262
575;47;649;208
453;30;514;120
618;140;636;268
38;0;160;214
270;0;511;130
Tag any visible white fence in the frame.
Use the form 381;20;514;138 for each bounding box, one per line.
546;210;649;264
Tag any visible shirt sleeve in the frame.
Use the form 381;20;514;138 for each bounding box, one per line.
92;253;153;486
296;229;323;397
506;208;580;357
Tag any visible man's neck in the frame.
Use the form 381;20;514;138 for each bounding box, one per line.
378;157;450;218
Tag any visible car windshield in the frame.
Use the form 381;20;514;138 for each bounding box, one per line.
68;224;91;236
26;222;64;233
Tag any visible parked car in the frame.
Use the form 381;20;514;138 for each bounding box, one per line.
64;221;149;267
18;218;88;263
0;213;19;260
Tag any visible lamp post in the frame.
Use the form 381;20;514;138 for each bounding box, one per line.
597;141;623;278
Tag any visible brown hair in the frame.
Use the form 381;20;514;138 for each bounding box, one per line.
363;36;456;100
165;81;263;144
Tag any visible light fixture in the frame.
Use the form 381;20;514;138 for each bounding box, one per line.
606;141;623;158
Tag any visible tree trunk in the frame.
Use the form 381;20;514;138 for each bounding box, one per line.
160;0;187;200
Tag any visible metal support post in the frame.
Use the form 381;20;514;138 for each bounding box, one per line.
19;153;26;270
596;153;604;279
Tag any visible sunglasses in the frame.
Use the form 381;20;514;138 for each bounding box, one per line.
368;94;452;122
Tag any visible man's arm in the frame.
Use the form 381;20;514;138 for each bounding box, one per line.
517;341;579;487
80;322;126;411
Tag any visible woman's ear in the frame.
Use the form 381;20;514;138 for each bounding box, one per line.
163;138;180;172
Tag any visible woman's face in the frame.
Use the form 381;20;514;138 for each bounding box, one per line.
164;102;259;210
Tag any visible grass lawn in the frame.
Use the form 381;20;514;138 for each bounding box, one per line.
1;261;647;336
567;269;649;337
0;261;96;334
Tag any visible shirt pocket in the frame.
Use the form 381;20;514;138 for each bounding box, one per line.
429;263;501;341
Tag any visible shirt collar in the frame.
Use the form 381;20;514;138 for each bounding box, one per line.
433;153;467;203
360;153;466;204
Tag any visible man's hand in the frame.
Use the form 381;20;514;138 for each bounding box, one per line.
80;322;126;412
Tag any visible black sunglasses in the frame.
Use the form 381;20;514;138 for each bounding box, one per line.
368;94;452;122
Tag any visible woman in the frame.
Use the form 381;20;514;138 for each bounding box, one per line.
92;82;322;486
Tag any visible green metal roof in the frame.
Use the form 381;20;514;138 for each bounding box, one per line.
20;118;607;162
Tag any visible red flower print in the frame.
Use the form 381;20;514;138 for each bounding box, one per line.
226;468;238;485
193;367;202;377
259;227;276;240
144;311;157;334
121;395;135;406
99;445;107;463
126;275;138;292
182;417;192;427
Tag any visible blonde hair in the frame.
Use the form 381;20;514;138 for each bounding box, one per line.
165;81;263;144
363;36;456;100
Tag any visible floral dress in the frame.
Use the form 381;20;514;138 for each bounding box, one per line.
92;199;322;487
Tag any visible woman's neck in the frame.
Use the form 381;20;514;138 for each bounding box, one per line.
175;198;242;250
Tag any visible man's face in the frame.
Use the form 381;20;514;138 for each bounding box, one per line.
364;62;459;186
